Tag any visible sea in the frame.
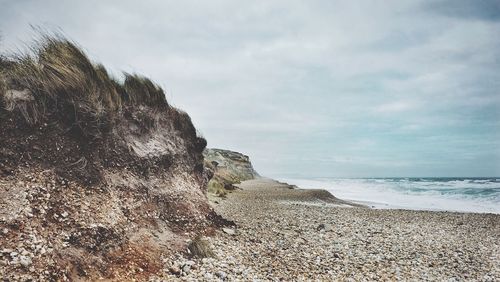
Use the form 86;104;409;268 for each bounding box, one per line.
276;177;500;214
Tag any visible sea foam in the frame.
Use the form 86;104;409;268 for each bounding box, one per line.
277;177;500;214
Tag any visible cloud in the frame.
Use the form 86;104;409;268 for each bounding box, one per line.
374;101;418;114
0;0;499;177
422;0;500;21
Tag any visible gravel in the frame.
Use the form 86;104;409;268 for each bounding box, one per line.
159;178;500;281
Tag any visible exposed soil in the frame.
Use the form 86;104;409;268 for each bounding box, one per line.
0;105;227;281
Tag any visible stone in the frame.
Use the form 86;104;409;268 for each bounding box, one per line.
316;224;332;232
215;270;227;279
222;228;236;235
188;237;215;258
19;256;32;267
169;265;181;275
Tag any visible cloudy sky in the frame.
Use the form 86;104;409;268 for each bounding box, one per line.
1;0;499;177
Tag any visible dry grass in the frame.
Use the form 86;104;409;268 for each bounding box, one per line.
0;57;5;98
188;236;215;258
123;73;167;107
0;34;171;138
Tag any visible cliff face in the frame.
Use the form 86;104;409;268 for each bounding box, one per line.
203;148;259;197
0;36;225;281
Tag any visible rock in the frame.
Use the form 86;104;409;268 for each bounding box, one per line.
188;237;215;258
215;270;227;279
182;264;191;274
222;228;236;235
204;148;259;198
295;237;306;244
169;265;181;275
316;224;332;232
19;256;32;267
203;149;259;181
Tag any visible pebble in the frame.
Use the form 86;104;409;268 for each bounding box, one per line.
181;264;190;274
159;179;500;281
222;228;236;235
169;265;181;275
19;256;32;267
215;270;227;279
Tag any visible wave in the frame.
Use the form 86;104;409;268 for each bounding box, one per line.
277;177;500;214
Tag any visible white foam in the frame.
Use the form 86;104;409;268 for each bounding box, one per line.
277;178;500;214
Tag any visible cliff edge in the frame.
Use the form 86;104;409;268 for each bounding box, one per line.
0;35;227;281
203;148;259;197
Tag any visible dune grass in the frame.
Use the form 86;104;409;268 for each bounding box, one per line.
123;73;167;107
0;56;5;97
0;34;173;138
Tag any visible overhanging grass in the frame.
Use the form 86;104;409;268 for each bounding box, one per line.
123;73;167;107
0;34;173;138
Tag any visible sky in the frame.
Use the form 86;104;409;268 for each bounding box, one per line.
0;0;499;177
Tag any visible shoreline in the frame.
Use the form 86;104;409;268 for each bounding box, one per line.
162;178;500;280
276;177;500;215
274;177;500;215
349;199;500;215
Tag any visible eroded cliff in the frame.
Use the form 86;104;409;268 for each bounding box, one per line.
0;35;227;281
204;148;259;197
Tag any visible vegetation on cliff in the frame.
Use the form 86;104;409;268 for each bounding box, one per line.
204;148;259;197
0;34;228;281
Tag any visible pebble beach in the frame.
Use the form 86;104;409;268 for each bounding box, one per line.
163;178;500;281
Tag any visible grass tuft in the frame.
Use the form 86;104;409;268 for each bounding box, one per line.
123;73;167;107
0;33;173;138
0;56;5;97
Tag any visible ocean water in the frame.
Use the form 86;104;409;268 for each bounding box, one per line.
277;177;500;214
